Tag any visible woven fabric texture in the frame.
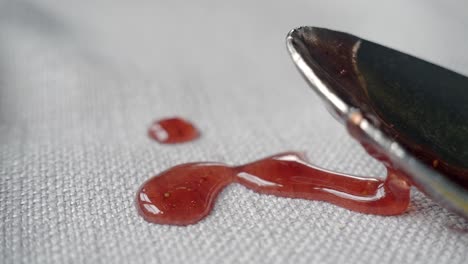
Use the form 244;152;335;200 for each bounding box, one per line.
1;1;467;263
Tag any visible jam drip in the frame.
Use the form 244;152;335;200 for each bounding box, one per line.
148;117;200;144
136;152;410;225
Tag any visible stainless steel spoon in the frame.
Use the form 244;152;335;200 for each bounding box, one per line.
286;26;468;218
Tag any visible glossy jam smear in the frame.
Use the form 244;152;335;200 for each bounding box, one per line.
148;117;200;144
136;152;410;225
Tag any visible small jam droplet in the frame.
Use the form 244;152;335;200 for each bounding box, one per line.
136;152;411;225
148;117;200;144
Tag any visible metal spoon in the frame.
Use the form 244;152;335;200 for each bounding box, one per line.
286;26;468;218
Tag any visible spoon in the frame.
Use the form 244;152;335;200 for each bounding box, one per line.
286;26;468;219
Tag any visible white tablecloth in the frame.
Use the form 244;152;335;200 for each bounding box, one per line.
1;0;467;263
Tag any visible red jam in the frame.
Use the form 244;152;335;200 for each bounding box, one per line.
148;117;199;144
136;152;410;225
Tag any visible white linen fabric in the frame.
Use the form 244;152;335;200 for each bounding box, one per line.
1;1;467;263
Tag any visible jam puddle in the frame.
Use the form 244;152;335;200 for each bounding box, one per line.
136;152;410;225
